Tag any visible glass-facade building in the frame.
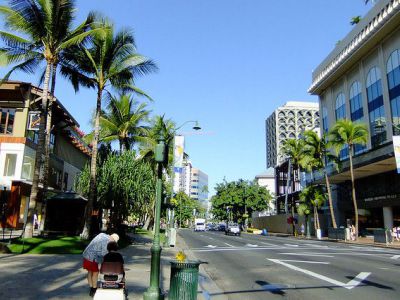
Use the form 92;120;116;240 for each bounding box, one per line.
308;0;400;231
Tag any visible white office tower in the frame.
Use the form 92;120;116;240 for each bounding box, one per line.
265;101;320;168
190;168;209;207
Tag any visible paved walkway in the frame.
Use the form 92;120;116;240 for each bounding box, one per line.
0;232;219;299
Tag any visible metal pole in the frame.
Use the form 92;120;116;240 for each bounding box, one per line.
167;136;176;246
144;140;166;300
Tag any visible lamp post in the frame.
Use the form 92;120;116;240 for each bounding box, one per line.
167;121;201;245
144;138;167;300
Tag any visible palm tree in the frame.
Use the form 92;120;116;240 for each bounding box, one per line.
140;115;176;169
139;115;176;230
329;119;368;239
303;130;338;228
86;93;151;152
281;138;307;234
0;0;99;238
299;185;326;237
60;19;157;238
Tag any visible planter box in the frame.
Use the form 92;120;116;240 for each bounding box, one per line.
328;228;346;240
374;229;392;244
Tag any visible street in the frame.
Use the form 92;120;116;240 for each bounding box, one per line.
179;229;400;300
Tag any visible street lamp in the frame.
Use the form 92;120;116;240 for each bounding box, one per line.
167;121;201;244
144;138;167;300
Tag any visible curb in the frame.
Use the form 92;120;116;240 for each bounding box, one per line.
175;230;228;300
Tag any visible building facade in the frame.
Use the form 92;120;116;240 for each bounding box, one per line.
0;81;90;229
265;101;319;215
254;168;276;216
190;167;209;207
308;0;400;230
172;153;192;196
265;101;320;168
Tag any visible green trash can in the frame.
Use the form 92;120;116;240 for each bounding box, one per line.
169;260;201;300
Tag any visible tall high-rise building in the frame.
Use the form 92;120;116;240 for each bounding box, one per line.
265;101;320;168
308;0;400;229
190;168;209;206
173;153;192;195
173;155;209;207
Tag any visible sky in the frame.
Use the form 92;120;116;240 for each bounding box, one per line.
0;0;373;196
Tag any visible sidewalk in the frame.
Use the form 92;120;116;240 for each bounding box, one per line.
127;232;227;300
0;232;222;299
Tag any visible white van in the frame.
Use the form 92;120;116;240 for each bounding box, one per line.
194;218;206;231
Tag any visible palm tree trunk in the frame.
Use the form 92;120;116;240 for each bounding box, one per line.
24;63;52;238
284;160;291;214
313;206;317;231
314;206;320;230
81;88;103;239
349;145;359;239
325;172;337;228
39;63;58;234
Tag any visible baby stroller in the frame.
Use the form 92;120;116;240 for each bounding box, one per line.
95;261;127;300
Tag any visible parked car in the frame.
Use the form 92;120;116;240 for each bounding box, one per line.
225;223;241;236
218;224;226;231
206;223;216;231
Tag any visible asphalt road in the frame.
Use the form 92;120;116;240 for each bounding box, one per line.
178;229;400;300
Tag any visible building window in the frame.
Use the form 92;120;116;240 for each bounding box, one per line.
3;153;17;177
63;172;69;191
27;130;39;144
322;107;328;133
387;49;400;135
335;93;346;120
50;133;56;153
22;154;34;180
366;66;386;147
57;170;63;189
349;81;366;154
0;108;15;134
335;93;349;159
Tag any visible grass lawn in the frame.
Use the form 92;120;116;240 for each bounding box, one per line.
7;236;88;254
134;228;166;244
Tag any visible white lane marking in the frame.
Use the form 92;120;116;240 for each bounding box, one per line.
208;237;214;240
390;255;400;259
205;245;216;248
224;243;234;247
280;252;392;257
284;244;299;247
246;243;258;247
278;260;330;265
193;246;286;252
280;253;334;258
268;259;370;290
260;241;280;247
304;244;329;248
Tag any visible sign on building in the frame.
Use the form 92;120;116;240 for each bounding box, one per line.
27;111;41;130
173;135;185;173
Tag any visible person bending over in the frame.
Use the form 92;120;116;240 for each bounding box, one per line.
82;233;119;297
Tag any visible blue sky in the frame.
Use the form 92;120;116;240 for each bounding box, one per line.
0;0;372;195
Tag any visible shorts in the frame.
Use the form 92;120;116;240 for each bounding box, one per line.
83;258;99;272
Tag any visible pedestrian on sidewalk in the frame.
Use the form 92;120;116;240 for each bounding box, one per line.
300;223;305;237
392;227;399;242
350;225;356;241
397;226;400;241
82;233;119;297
